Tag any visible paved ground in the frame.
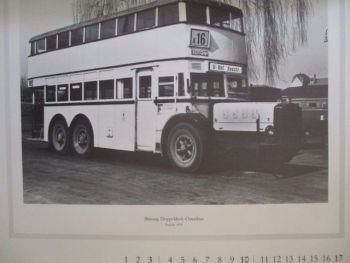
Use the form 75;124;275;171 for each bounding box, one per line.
22;138;328;205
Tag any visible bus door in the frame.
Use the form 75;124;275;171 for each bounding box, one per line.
32;86;44;138
136;70;157;151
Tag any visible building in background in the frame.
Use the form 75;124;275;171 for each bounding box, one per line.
282;74;328;145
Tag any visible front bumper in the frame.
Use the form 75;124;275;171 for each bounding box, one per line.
212;131;301;162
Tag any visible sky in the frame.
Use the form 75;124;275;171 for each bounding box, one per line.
272;0;328;88
20;0;328;89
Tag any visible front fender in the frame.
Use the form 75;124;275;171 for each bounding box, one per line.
160;113;210;156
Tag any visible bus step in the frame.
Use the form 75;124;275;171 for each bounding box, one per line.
26;137;46;142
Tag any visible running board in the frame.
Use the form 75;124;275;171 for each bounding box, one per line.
26;137;46;142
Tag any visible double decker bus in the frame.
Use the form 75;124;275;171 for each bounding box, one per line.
28;0;302;172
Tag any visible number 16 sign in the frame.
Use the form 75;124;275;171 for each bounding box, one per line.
190;29;210;49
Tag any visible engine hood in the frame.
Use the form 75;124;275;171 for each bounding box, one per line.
213;102;279;132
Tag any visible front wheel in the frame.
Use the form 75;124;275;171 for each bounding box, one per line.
166;123;206;172
71;120;93;157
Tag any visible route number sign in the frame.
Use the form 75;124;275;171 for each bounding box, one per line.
190;29;210;49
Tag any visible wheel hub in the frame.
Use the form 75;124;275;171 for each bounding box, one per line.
73;126;89;154
175;135;194;162
52;125;66;151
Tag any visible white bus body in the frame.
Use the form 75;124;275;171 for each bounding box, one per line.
28;0;302;172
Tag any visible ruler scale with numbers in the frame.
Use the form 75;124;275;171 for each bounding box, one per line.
124;255;343;263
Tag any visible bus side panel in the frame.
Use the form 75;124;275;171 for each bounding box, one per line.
97;104;135;151
44;105;135;152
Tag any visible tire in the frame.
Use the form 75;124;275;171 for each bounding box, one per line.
49;119;70;154
166;123;206;172
71;119;93;157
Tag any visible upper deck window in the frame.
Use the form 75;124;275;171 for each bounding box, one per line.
46;35;57;51
186;3;207;24
231;16;243;32
118;14;135;35
36;39;46;53
210;7;230;28
85;24;99;43
210;7;243;32
58;31;69;49
30;42;35;56
100;19;116;39
136;9;156;30
158;4;179;26
71;27;84;46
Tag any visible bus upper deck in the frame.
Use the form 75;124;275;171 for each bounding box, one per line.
28;0;246;81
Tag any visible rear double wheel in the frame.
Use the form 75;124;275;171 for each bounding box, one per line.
49;119;70;154
71;119;93;157
166;123;206;172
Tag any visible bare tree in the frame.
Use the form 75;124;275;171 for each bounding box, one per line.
72;0;312;85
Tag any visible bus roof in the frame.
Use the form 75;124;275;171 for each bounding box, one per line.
30;0;243;42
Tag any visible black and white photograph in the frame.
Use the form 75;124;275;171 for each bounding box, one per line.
21;0;328;205
1;0;350;262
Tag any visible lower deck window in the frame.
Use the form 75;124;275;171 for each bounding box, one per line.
46;85;56;102
33;87;44;104
57;85;68;101
139;76;152;98
308;102;318;108
159;76;174;97
117;78;133;99
99;79;114;99
178;73;185;96
70;83;82;101
84;81;97;100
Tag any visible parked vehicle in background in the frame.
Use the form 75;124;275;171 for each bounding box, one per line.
249;85;282;102
283;74;328;146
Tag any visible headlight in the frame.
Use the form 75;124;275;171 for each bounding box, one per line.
265;125;274;136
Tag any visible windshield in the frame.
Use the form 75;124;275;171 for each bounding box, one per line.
227;77;248;99
191;73;225;97
190;73;248;99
